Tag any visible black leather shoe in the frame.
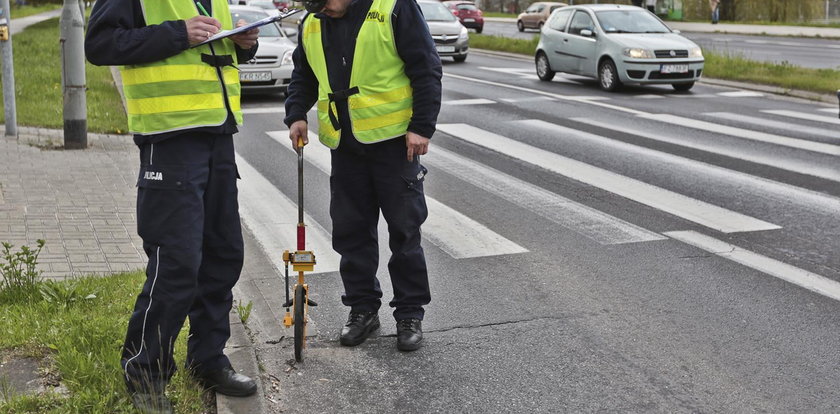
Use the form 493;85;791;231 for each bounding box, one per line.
339;311;380;346
196;366;257;397
396;318;423;352
130;391;173;414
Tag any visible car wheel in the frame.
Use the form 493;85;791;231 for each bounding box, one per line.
453;54;467;63
672;82;695;91
535;52;555;81
517;20;524;32
476;25;483;34
598;58;622;92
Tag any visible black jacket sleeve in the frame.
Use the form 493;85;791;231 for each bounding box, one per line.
283;16;320;128
393;0;442;139
85;0;257;66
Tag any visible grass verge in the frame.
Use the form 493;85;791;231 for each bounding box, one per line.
10;4;62;19
469;33;840;96
0;271;210;413
0;17;128;134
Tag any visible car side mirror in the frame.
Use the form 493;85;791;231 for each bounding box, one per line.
672;29;681;34
581;29;594;37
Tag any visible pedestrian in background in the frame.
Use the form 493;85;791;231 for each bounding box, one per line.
646;0;656;13
709;0;721;24
284;0;442;352
85;0;260;412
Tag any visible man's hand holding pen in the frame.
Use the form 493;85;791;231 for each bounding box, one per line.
186;15;221;45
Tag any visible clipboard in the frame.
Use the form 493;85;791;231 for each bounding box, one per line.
192;8;302;48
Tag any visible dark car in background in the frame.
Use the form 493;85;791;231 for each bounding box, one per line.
443;1;484;33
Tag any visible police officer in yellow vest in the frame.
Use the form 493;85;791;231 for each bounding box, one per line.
86;0;259;412
284;0;442;351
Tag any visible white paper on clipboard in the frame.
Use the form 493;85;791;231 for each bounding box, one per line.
191;8;302;48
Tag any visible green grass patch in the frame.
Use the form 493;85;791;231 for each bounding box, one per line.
702;50;840;95
482;12;516;18
0;17;128;134
9;4;62;19
469;33;539;55
0;271;209;413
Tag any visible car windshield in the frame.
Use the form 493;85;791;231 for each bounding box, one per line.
248;1;276;9
419;2;457;21
231;10;283;38
595;10;670;33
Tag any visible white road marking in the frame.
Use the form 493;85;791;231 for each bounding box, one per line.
638;113;840;156
442;98;497;106
573;117;840;182
242;106;286;115
478;66;535;79
716;91;764;97
424;147;665;245
761;109;840;126
665;94;719;99
235;154;341;274
438;123;780;234
704;112;839;141
633;94;665;99
500;97;558;103
666;230;840;303
818;108;837;114
266;131;528;259
444;72;646;115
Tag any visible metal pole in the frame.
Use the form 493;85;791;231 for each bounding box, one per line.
0;0;17;137
60;0;87;149
827;0;831;25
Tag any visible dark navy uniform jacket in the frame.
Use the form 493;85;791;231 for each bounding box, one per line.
283;0;443;146
85;0;258;145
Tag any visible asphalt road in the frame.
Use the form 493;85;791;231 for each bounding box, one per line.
480;20;839;69
233;52;840;413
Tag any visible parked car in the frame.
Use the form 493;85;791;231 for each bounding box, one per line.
230;5;296;94
517;1;566;32
443;1;484;33
418;0;469;62
534;4;704;91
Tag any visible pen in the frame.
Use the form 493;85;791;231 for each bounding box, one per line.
195;1;210;16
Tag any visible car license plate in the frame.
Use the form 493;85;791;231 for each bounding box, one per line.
436;45;455;53
463;18;475;22
660;64;689;74
240;71;271;82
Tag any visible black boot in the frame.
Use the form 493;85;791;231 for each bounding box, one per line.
396;318;423;352
129;391;174;414
339;311;380;346
196;366;257;397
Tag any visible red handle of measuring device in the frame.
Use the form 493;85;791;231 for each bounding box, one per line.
297;224;305;251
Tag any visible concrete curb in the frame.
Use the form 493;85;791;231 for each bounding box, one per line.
469;48;838;104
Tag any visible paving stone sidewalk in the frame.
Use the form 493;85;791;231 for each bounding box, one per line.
0;128;145;279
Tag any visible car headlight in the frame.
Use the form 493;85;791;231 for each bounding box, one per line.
622;48;654;59
689;47;703;58
281;49;294;66
458;26;468;40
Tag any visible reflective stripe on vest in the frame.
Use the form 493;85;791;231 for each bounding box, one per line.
302;0;413;148
120;0;242;135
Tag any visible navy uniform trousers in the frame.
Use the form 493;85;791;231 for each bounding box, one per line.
330;137;431;321
122;132;243;392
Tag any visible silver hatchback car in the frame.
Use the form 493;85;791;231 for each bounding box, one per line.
535;4;704;91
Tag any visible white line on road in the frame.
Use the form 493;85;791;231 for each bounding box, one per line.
716;91;764;97
266;131;528;258
633;94;665;99
637;113;840;156
437;123;781;233
761;109;840;126
442;99;497;106
242;106;286;115
573;117;840;182
818;108;837;114
500;97;558;103
425;147;665;245
666;230;840;303
235;154;341;274
704;112;839;141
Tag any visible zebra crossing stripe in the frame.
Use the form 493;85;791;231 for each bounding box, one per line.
242;106;286;115
573;117;840;182
425;148;666;245
666;231;840;303
442;99;496;106
437;123;780;234
704;112;839;141
266;131;529;259
761;109;840;126
817;108;836;114
638;113;840;156
235;153;341;274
